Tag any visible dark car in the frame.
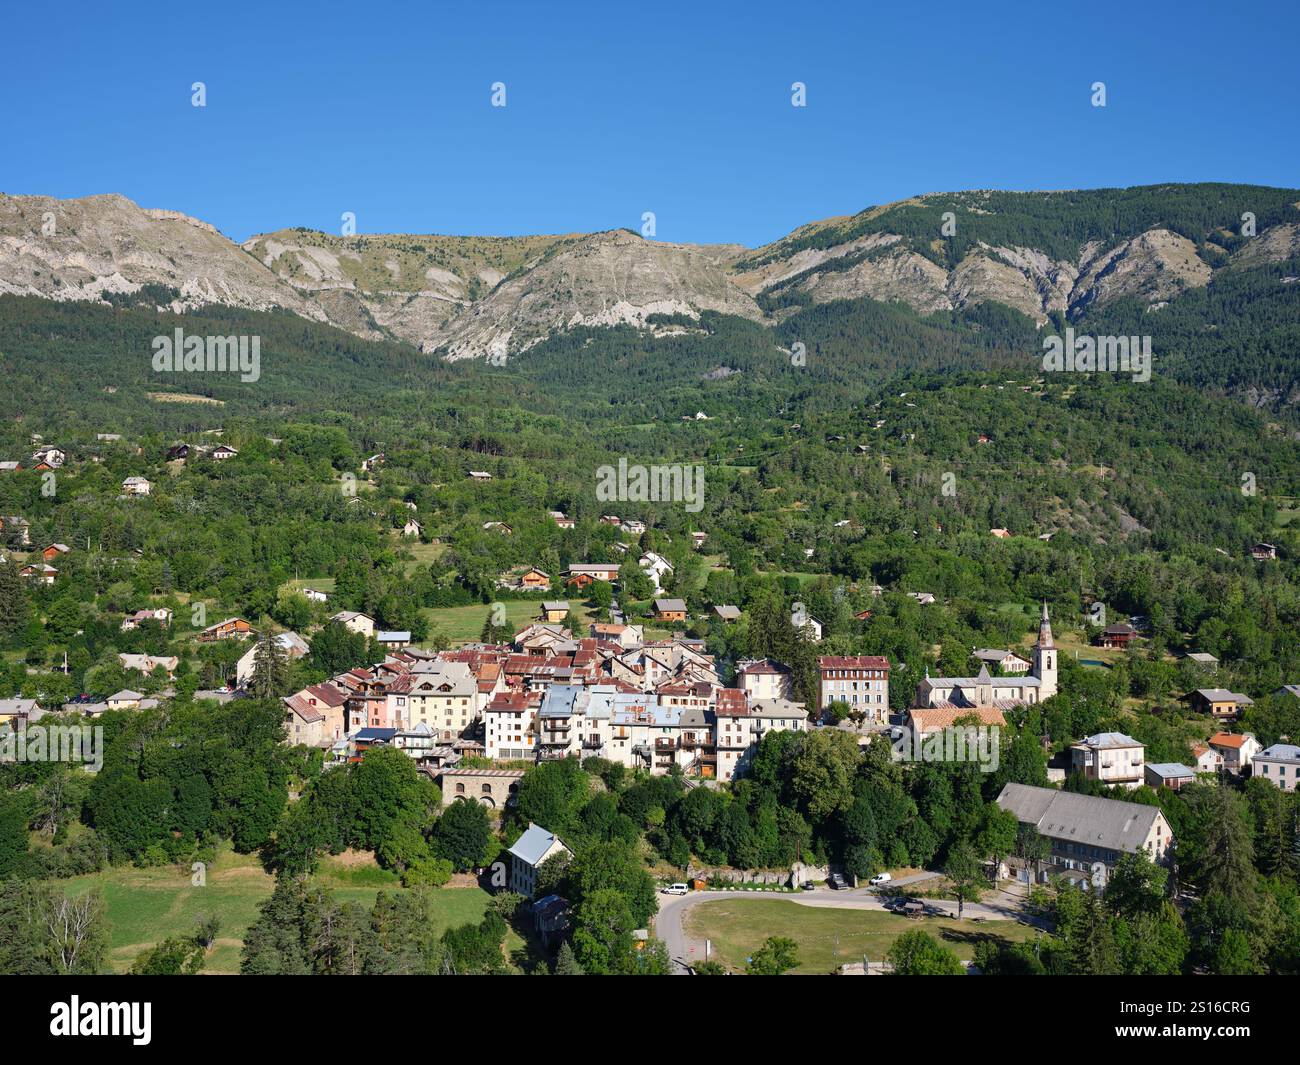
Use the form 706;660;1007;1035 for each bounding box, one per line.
800;881;816;891
827;873;848;890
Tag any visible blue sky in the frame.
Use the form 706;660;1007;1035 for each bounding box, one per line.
3;0;1296;247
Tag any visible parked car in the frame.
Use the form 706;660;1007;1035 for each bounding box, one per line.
661;882;689;896
827;873;848;890
869;872;892;887
800;881;816;891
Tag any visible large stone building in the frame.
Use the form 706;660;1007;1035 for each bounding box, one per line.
996;783;1173;889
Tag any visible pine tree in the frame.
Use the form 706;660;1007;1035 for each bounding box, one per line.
0;560;28;644
553;940;584;975
249;633;291;698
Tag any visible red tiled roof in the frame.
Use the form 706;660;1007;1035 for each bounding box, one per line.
818;655;891;670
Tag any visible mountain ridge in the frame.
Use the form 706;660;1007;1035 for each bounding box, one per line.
2;183;1298;362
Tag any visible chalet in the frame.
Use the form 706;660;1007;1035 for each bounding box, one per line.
565;563;621;584
106;689;145;711
331;610;375;637
210;444;238;460
620;519;647;535
377;630;412;651
1096;623;1136;650
799;615;824;642
507;823;572;898
518;568;551;591
360;453;385;473
713;605;741;622
0;462;21;473
118;653;179;678
483;521;513;535
303;588;329;603
468;470;493;481
1275;684;1300;700
1185;688;1253;722
690;531;707;550
1069;732;1145;789
1144;763;1196;791
121;607;172;630
996;783;1173;887
653;598;688;623
908;592;937;606
198;617;255;642
600;515;622;526
0;699;43;727
1253;542;1278;561
539;601;570;624
1253;744;1300;792
30;447;66;469
41;543;71;562
19;564;57;585
549;511;575;529
1184;652;1219;669
990;528;1012;539
1208;732;1261;774
166;443;191;461
401;519;422;538
122;476;152;496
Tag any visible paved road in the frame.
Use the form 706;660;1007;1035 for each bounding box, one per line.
655;877;1042;974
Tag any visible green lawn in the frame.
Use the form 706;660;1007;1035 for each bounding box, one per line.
683;897;1038;974
422;599;596;645
62;850;501;974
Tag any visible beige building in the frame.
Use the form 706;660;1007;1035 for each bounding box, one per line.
405;661;478;738
818;655;891;720
737;659;794;702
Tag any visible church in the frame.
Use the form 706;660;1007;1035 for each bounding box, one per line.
914;603;1058;708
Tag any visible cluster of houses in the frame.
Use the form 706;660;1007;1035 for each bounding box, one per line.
275;604;902;785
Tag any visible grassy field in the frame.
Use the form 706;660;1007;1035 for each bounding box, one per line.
683;897;1038;974
61;850;502;974
422;599;596;644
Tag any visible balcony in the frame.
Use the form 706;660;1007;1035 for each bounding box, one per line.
654;738;677;751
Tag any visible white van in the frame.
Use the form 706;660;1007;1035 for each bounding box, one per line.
869;872;892;887
662;882;689;895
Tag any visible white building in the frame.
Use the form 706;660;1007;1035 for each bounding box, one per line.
1254;744;1300;791
507;823;571;898
1070;732;1145;789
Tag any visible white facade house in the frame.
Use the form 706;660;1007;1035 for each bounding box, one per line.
507;824;571;898
1070;732;1146;789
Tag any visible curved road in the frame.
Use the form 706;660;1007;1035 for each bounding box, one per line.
655;875;1041;974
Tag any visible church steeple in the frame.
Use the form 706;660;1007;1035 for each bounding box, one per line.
1036;600;1054;649
1033;601;1057;699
